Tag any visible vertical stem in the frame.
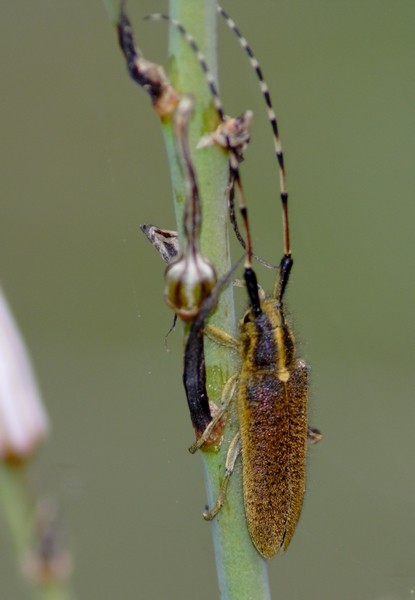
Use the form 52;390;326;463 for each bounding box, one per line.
0;463;33;555
161;1;271;598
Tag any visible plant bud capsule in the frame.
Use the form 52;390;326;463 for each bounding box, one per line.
164;251;217;320
0;288;49;462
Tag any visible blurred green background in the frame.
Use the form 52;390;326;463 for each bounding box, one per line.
1;1;414;598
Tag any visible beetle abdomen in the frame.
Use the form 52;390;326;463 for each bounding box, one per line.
238;362;308;558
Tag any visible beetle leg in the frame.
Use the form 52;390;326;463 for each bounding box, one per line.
205;325;238;349
188;374;238;454
307;426;323;445
203;432;242;520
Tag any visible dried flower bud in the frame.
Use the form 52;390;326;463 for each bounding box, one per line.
162;95;218;320
164;250;217;320
197;110;253;158
0;288;49;461
117;3;179;117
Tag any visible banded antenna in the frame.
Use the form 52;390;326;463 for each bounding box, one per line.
146;12;265;272
217;5;292;303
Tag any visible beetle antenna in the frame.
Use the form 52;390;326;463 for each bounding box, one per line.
217;5;292;304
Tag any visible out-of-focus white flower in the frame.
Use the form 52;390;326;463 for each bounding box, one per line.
0;287;49;461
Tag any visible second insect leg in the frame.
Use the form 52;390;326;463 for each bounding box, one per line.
203;432;242;520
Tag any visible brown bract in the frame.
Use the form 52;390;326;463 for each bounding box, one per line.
197;110;253;159
133;57;179;117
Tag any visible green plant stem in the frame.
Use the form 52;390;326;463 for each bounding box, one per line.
0;463;33;555
161;1;271;598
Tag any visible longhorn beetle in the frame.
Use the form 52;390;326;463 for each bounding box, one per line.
118;4;321;556
145;8;322;558
188;210;314;558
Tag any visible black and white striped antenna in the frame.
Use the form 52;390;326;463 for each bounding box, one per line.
217;5;292;302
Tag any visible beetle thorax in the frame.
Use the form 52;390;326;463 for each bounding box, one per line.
239;299;296;378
